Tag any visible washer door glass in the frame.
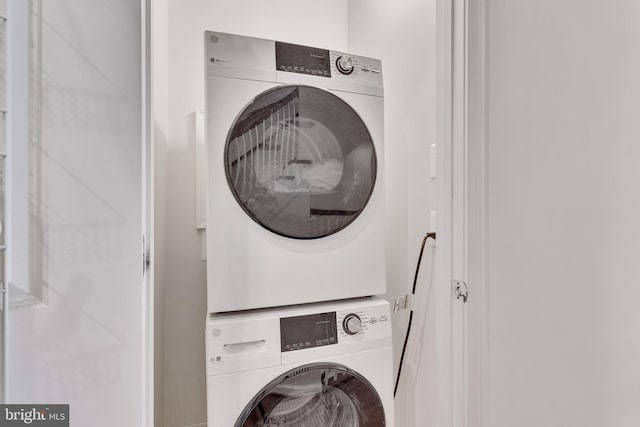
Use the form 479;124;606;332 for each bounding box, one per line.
225;85;377;239
235;363;386;427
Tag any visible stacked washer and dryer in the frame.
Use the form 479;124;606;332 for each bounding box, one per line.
204;31;393;426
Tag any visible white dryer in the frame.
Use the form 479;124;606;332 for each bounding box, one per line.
206;297;394;426
205;31;386;313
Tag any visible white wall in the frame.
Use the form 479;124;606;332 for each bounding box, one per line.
475;1;640;425
348;1;438;426
156;2;348;426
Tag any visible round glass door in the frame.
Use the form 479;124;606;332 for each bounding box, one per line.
235;363;386;427
225;85;377;239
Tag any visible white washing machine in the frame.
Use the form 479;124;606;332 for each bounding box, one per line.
206;297;394;426
205;31;386;313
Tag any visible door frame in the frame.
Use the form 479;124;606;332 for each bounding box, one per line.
450;0;490;426
436;0;470;426
465;1;488;426
142;0;154;426
438;0;488;426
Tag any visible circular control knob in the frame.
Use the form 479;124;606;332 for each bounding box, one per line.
336;55;355;75
343;313;362;335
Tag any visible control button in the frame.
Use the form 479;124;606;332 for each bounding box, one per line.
369;318;378;325
371;67;381;73
336;55;355;75
361;66;370;72
343;313;362;335
379;315;389;322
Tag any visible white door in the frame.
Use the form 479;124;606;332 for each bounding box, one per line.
3;1;149;426
465;1;640;426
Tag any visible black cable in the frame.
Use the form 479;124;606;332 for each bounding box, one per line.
394;232;436;398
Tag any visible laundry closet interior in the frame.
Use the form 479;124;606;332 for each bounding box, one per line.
152;1;440;426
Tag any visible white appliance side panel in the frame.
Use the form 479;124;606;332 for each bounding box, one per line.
206;77;386;313
206;346;394;427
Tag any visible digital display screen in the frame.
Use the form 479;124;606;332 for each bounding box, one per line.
280;312;337;352
275;42;332;77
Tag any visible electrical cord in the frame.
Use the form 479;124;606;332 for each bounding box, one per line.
394;232;436;398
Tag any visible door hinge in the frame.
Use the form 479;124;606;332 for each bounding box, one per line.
143;235;151;274
454;280;468;303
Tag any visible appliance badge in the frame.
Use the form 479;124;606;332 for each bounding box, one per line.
210;57;226;65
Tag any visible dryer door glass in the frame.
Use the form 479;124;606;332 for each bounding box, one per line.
225;85;377;239
235;362;386;427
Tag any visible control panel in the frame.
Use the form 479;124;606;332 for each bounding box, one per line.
206;32;383;96
280;312;337;352
274;41;382;81
336;55;355;75
329;51;382;77
342;313;362;335
276;42;331;77
278;304;390;352
206;298;391;376
337;307;389;339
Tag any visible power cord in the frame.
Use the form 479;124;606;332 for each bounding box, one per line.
394;232;436;397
